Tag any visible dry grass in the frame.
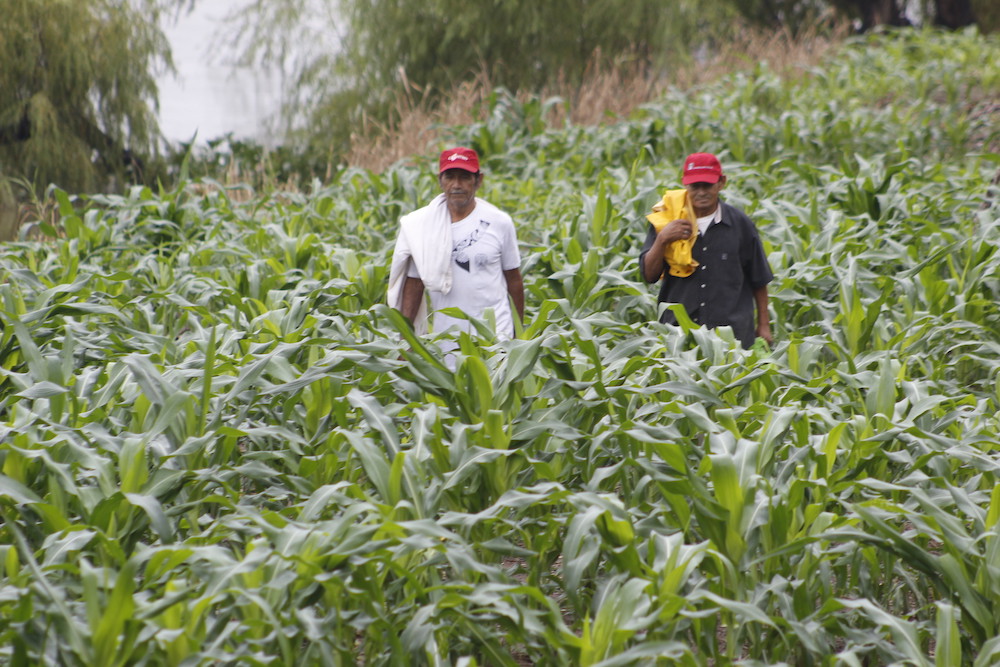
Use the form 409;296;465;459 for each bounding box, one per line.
344;72;496;173
6;188;63;241
345;25;849;173
184;151;309;204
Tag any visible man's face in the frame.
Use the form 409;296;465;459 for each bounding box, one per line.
685;175;726;217
439;169;481;210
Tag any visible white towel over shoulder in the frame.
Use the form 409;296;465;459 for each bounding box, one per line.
387;193;454;334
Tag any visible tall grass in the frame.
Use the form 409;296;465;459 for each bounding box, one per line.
0;28;998;665
345;25;849;172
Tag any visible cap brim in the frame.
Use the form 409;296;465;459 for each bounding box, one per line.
682;174;721;185
439;164;480;174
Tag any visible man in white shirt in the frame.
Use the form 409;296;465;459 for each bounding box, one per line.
391;147;524;339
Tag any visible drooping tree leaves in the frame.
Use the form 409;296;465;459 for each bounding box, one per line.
0;0;187;193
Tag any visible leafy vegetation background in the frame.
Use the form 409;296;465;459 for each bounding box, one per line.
1;29;998;665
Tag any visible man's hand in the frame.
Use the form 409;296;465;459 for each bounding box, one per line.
658;219;693;244
643;219;693;282
752;286;772;345
756;321;773;345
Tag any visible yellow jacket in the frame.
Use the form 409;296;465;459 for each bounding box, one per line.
646;189;698;277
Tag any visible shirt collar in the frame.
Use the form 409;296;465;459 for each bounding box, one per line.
697;205;723;227
706;204;728;226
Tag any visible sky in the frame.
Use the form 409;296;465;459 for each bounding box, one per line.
157;0;283;145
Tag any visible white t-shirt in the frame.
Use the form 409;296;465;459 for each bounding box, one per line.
697;206;722;237
406;200;521;337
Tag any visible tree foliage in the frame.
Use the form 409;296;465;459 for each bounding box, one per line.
0;0;184;194
230;0;989;163
231;0;733;156
721;0;980;32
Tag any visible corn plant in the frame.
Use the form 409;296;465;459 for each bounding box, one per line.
1;28;998;666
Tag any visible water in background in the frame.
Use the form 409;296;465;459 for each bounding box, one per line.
158;0;283;146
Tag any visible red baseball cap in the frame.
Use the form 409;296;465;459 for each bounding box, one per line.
438;147;480;174
682;153;723;185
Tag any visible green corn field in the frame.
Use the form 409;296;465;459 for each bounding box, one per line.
1;29;998;666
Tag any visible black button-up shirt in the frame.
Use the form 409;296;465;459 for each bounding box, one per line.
639;201;773;347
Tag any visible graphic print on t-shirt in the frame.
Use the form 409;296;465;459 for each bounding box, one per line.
452;219;491;272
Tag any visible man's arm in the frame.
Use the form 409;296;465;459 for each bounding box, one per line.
503;268;525;323
641;220;693;282
753;285;773;344
400;277;425;326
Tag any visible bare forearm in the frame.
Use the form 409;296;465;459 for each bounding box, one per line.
753;285;773;343
400;277;425;325
753;286;769;326
642;244;666;282
504;268;525;322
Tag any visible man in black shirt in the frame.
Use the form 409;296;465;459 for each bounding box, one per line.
639;153;774;348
